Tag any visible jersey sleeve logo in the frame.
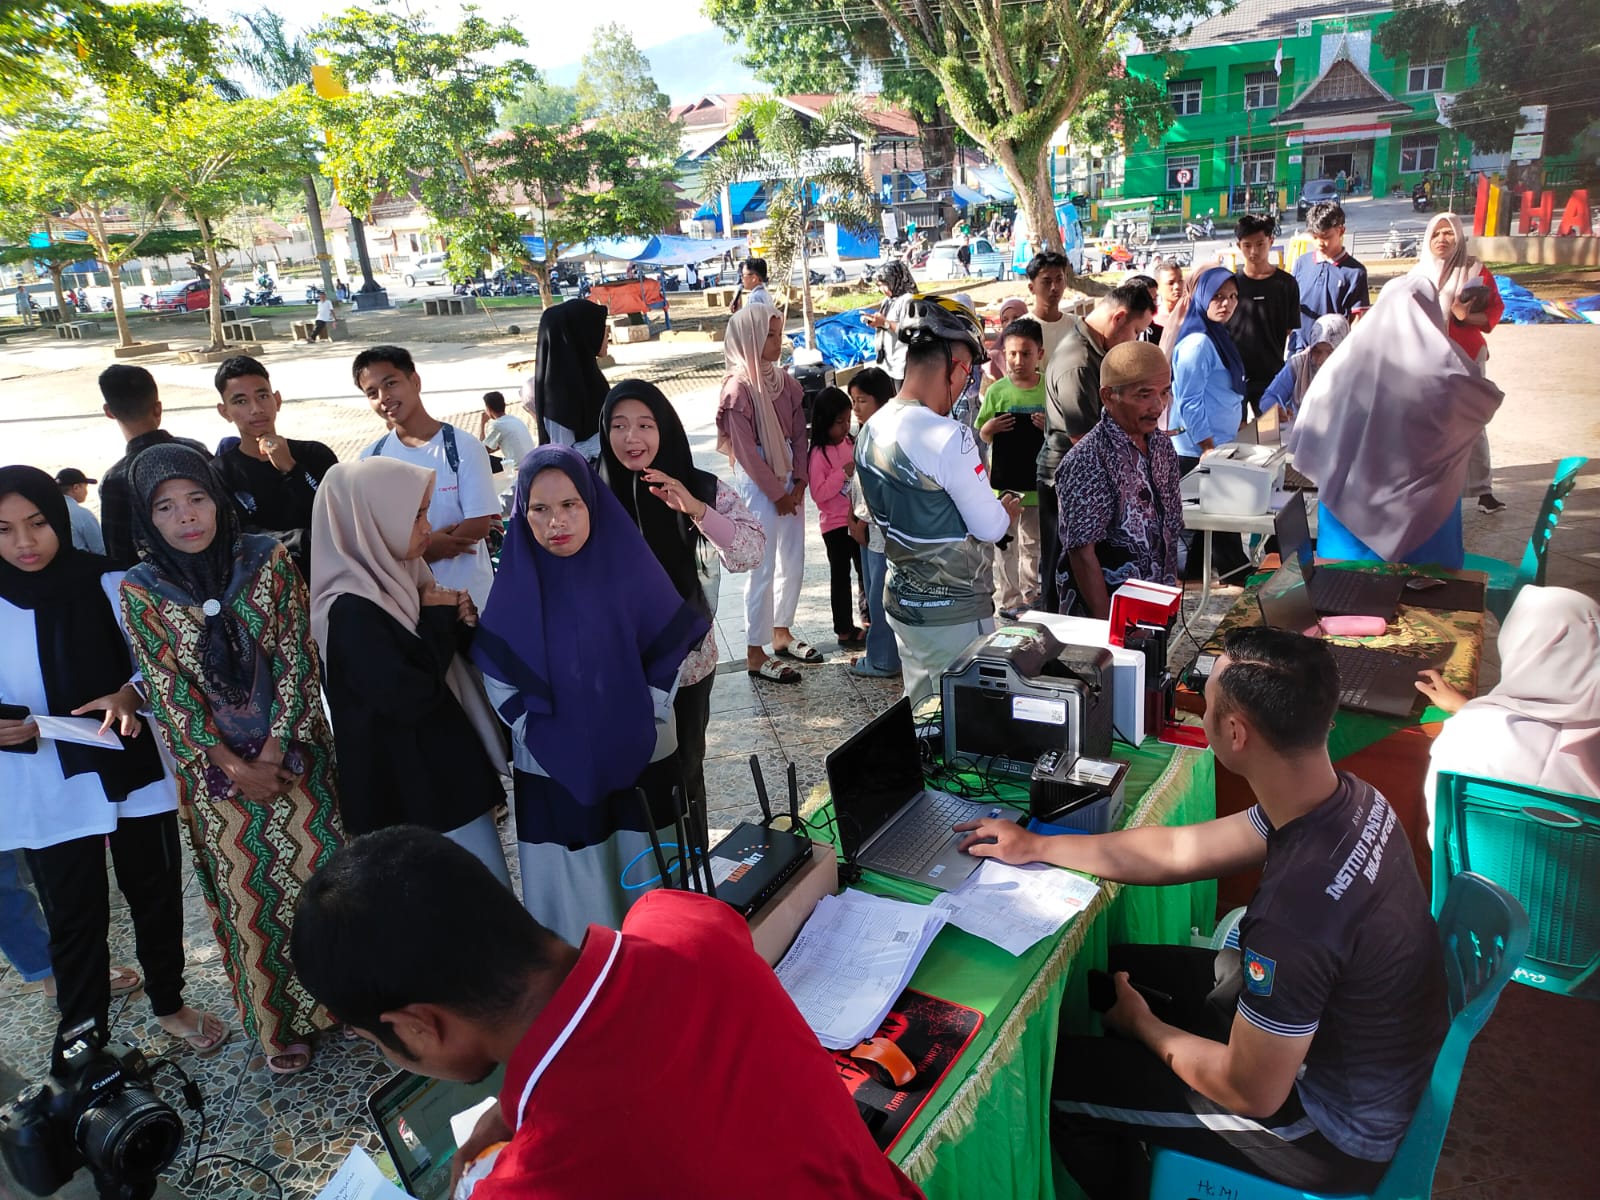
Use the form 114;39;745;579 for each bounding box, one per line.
1243;950;1276;997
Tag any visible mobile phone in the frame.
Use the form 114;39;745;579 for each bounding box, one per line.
1000;489;1023;502
0;702;39;755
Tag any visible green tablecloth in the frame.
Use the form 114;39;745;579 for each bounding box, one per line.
807;740;1217;1199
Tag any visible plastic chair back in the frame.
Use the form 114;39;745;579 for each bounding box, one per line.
1433;771;1600;995
1147;873;1528;1200
1519;455;1585;591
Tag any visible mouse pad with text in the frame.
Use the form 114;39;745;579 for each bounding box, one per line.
829;988;983;1151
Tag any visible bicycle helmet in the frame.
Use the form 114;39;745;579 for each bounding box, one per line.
895;296;985;360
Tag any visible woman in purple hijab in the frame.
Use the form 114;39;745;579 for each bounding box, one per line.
472;445;708;940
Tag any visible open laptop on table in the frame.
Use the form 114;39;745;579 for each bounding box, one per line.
367;1066;505;1198
1258;559;1446;717
825;698;1025;891
1274;495;1406;619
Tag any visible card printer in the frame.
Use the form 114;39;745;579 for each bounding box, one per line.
1195;442;1288;516
941;623;1113;778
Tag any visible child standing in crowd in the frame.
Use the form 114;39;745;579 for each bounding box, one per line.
808;387;865;650
1292;201;1369;348
846;369;902;681
975;317;1048;617
119;445;340;1076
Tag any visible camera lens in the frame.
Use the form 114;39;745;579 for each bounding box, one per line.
77;1088;183;1179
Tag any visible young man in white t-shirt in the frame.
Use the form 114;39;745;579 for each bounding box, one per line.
478;390;535;476
1026;250;1073;363
354;345;499;607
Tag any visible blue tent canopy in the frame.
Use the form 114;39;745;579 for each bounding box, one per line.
971;167;1016;201
693;181;763;224
950;185;989;209
549;234;749;266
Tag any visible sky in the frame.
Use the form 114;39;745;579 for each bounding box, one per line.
196;0;757;95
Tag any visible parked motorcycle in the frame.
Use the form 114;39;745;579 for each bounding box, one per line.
1382;224;1419;259
244;280;284;306
1411;181;1433;213
1184;212;1216;241
100;296;114;312
830;265;847;284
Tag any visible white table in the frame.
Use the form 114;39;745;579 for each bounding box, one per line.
1181;487;1317;614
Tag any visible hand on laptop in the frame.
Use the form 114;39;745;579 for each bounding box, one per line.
1414;669;1467;714
954;817;1043;865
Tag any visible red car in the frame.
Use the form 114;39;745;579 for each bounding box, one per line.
151;279;231;312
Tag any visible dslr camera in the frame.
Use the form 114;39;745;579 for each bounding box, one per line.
0;1021;183;1200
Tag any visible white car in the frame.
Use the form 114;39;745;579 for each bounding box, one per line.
400;253;449;287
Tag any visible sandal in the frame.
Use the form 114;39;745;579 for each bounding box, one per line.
837;627;866;649
266;1042;312;1076
161;1010;232;1058
109;965;142;996
747;658;802;684
775;640;823;664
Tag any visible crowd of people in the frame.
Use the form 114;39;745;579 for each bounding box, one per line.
1;207;1589;1199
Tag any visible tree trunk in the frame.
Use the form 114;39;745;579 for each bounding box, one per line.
996;138;1066;261
303;174;336;300
90;205;136;348
199;214;226;351
798;197;815;352
47;265;70;320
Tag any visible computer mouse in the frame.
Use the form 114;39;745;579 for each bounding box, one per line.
1405;575;1447;592
848;1037;918;1089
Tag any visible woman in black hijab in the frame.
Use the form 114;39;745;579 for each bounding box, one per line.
597;380;765;854
529;298;611;453
0;464;226;1064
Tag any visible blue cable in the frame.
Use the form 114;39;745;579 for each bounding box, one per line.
620;843;679;891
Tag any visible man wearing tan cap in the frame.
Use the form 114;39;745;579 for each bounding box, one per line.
1053;341;1184;618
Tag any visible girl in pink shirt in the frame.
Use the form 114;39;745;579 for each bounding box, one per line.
807;387;864;648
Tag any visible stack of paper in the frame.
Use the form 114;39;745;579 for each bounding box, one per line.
314;1148;409;1200
774;889;947;1049
931;861;1101;956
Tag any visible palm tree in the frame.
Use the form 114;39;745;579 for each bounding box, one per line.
700;97;880;349
230;10;337;299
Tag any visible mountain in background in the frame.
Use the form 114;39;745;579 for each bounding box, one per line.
543;26;761;102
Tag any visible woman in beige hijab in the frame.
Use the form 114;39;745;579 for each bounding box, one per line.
716;301;816;682
310;458;511;883
1419;586;1600;843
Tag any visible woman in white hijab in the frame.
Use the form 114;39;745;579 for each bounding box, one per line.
1259;314;1349;421
1419;586;1600;842
1412;212;1507;513
716;302;815;682
1287;272;1502;569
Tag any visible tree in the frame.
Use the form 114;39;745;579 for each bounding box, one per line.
129;89;317;350
0;234;89;316
313;1;537;285
502;82;579;130
231;8;337;299
488;124;677;299
699;97;880;348
1378;0;1600;157
574;23;681;161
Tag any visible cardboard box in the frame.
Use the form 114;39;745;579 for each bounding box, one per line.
748;841;840;966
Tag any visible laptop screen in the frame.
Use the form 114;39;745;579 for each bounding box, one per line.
368;1067;504;1199
1257;557;1323;635
826;698;925;863
1273;494;1314;572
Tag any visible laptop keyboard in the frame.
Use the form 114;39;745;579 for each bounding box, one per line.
870;791;974;875
1328;645;1383;708
1283;465;1314;490
1314;568;1386;613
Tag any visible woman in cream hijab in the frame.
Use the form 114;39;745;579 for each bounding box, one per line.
1419;586;1600;841
310;458;511;883
716;301;816;682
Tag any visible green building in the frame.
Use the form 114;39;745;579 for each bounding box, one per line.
1119;1;1477;220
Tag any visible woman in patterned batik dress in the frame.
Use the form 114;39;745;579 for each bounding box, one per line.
119;444;341;1076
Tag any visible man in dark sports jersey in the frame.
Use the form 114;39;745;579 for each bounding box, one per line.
955;627;1447;1197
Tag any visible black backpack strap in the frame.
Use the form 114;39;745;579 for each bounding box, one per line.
441;423;460;475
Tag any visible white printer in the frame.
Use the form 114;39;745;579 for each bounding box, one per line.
1194;442;1288;516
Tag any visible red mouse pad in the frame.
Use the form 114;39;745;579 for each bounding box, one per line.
830;988;984;1151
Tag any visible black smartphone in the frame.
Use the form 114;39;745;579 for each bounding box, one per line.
0;702;39;755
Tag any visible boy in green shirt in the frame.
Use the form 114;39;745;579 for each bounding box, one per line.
976;316;1047;616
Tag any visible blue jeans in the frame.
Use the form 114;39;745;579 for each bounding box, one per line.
0;850;53;982
861;547;901;672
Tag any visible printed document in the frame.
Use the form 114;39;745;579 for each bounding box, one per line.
932;861;1100;956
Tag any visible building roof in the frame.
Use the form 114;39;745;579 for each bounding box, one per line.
1272;38;1412;124
1170;0;1393;51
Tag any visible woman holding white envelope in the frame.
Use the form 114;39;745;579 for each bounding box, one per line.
0;465;229;1066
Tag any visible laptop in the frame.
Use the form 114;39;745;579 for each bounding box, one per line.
367;1066;505;1199
825;698;1025;891
1257;559;1446;717
1274;496;1406;619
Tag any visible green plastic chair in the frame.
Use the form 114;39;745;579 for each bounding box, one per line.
1433;771;1600;996
1146;872;1529;1200
1462;455;1587;621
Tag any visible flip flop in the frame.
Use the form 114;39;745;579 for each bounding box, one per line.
775;640;823;664
837;627;866;649
747;658;802;684
109;965;142;996
266;1043;312;1076
162;1010;231;1058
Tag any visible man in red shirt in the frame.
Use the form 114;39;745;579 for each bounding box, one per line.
291;827;923;1200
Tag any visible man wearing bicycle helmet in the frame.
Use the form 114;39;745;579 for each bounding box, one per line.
855;298;1022;704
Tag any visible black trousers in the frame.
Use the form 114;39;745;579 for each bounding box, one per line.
310;319;330;341
1052;944;1388;1199
822;526;865;638
672;673;715;863
26;811;187;1053
1037;479;1061;613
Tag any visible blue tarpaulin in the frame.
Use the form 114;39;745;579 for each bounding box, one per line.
787;304;877;368
1493;274;1584;325
693;181;764;224
970;167;1015;201
547;234;749;266
950;185;990;209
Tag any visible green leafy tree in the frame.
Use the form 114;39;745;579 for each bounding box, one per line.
313;1;538;284
1379;0;1600;157
574;23;680;161
0;227;215;318
502;82;580;130
128;89;318;350
488;124;677;298
699;97;880;347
